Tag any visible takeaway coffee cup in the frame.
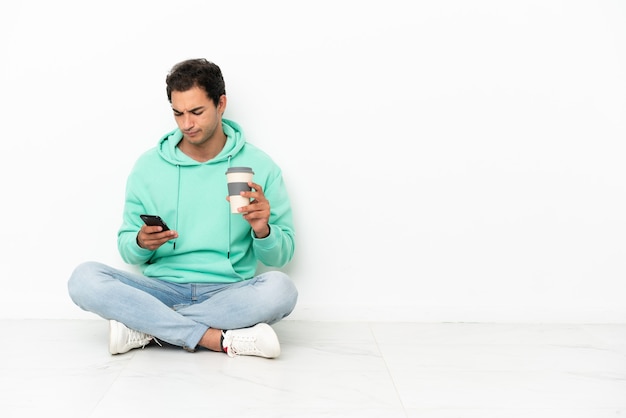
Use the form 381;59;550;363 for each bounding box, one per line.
226;167;254;213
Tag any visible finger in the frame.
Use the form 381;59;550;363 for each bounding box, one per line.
249;182;264;194
143;225;166;233
142;232;177;250
243;189;267;203
143;229;177;241
240;204;269;218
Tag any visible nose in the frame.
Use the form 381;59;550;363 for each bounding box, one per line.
181;114;194;131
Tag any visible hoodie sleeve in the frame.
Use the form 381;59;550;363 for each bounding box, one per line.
117;171;157;266
252;168;295;267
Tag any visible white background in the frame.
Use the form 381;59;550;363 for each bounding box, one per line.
1;0;625;322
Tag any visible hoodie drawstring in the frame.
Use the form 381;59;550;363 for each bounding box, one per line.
174;164;181;250
227;155;232;259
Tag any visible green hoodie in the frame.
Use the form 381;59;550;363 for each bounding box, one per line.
117;119;295;284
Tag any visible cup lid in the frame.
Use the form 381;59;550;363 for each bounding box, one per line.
226;166;254;174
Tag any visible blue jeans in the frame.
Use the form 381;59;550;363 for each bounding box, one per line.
67;261;298;351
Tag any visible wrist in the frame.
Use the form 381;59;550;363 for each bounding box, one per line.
255;225;270;239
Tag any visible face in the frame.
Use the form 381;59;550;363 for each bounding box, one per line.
171;86;226;147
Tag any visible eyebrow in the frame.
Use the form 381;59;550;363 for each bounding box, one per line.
172;106;205;114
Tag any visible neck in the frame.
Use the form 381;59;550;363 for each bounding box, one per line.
179;133;227;162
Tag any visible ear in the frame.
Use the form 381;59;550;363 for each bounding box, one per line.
218;95;227;114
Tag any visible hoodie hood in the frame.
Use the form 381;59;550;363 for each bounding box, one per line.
156;118;246;166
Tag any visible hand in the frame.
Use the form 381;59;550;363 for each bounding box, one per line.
236;181;271;238
137;225;178;250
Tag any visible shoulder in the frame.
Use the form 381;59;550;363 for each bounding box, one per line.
238;143;284;176
241;142;274;161
133;147;159;165
129;147;165;177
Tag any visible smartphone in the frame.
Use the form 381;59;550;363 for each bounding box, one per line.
140;214;170;231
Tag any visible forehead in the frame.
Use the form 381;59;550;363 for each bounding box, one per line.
171;86;212;110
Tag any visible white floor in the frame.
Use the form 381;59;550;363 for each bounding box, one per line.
0;319;624;417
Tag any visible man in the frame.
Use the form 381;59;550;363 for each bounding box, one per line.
68;59;298;359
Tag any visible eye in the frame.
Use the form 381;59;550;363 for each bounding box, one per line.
191;110;203;116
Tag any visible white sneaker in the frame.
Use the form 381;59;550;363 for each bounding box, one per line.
109;320;153;355
222;323;280;359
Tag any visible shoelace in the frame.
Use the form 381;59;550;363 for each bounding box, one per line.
229;335;262;356
127;330;161;349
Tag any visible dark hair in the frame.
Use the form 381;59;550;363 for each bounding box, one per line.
165;58;226;105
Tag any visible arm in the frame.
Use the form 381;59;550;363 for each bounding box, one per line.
238;171;295;267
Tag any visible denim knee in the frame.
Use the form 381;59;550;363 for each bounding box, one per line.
67;261;101;306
